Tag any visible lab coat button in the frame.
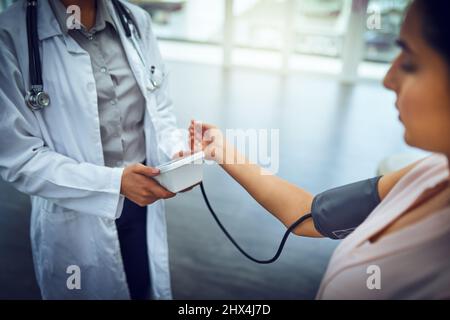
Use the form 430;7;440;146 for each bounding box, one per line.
100;67;107;73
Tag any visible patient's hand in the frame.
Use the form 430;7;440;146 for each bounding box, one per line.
189;120;226;163
172;150;192;160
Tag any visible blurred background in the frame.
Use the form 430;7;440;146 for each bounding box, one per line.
0;0;426;299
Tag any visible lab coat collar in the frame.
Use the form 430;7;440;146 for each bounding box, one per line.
37;0;120;54
34;0;85;54
34;0;115;41
32;0;63;41
48;0;117;36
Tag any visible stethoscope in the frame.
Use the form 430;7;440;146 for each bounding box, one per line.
25;0;163;111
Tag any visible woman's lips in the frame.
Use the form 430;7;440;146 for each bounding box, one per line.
395;102;402;122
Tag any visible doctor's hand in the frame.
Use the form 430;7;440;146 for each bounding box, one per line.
120;163;176;207
189;120;227;163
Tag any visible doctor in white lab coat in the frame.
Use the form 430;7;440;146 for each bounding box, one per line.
0;0;186;299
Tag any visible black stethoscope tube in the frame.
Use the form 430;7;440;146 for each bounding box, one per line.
200;182;312;264
27;1;41;86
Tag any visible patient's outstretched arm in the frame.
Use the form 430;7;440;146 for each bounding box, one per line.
189;121;422;237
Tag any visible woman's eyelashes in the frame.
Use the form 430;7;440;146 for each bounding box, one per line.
400;62;417;73
398;54;417;73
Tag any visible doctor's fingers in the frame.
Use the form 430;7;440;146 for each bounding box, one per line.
132;163;160;177
138;176;176;199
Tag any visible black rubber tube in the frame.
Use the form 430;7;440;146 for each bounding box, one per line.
199;182;312;264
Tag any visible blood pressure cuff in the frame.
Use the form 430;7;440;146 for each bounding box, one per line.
311;176;382;239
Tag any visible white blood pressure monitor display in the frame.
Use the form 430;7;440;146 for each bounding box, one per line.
154;152;205;193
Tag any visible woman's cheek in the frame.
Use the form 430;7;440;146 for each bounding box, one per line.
397;82;427;145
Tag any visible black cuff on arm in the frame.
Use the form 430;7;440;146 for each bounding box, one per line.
311;176;382;239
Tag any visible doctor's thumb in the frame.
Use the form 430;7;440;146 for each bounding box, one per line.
132;163;160;177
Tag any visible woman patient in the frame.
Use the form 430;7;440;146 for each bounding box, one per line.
189;0;450;299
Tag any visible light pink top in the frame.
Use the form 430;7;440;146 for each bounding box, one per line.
317;153;450;299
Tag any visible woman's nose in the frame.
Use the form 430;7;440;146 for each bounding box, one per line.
383;58;399;92
383;67;394;91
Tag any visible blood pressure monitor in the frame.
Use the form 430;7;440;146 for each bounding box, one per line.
154;152;205;193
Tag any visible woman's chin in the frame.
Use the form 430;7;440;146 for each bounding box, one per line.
403;131;413;147
403;132;431;153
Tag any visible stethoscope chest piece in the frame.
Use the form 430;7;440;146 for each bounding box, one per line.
26;85;51;111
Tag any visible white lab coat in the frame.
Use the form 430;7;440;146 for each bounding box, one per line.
0;0;186;299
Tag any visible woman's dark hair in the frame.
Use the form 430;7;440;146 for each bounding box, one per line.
415;0;450;65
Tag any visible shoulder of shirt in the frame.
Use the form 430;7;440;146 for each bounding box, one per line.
0;2;26;60
411;153;448;174
382;153;449;200
0;1;24;33
401;153;448;185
